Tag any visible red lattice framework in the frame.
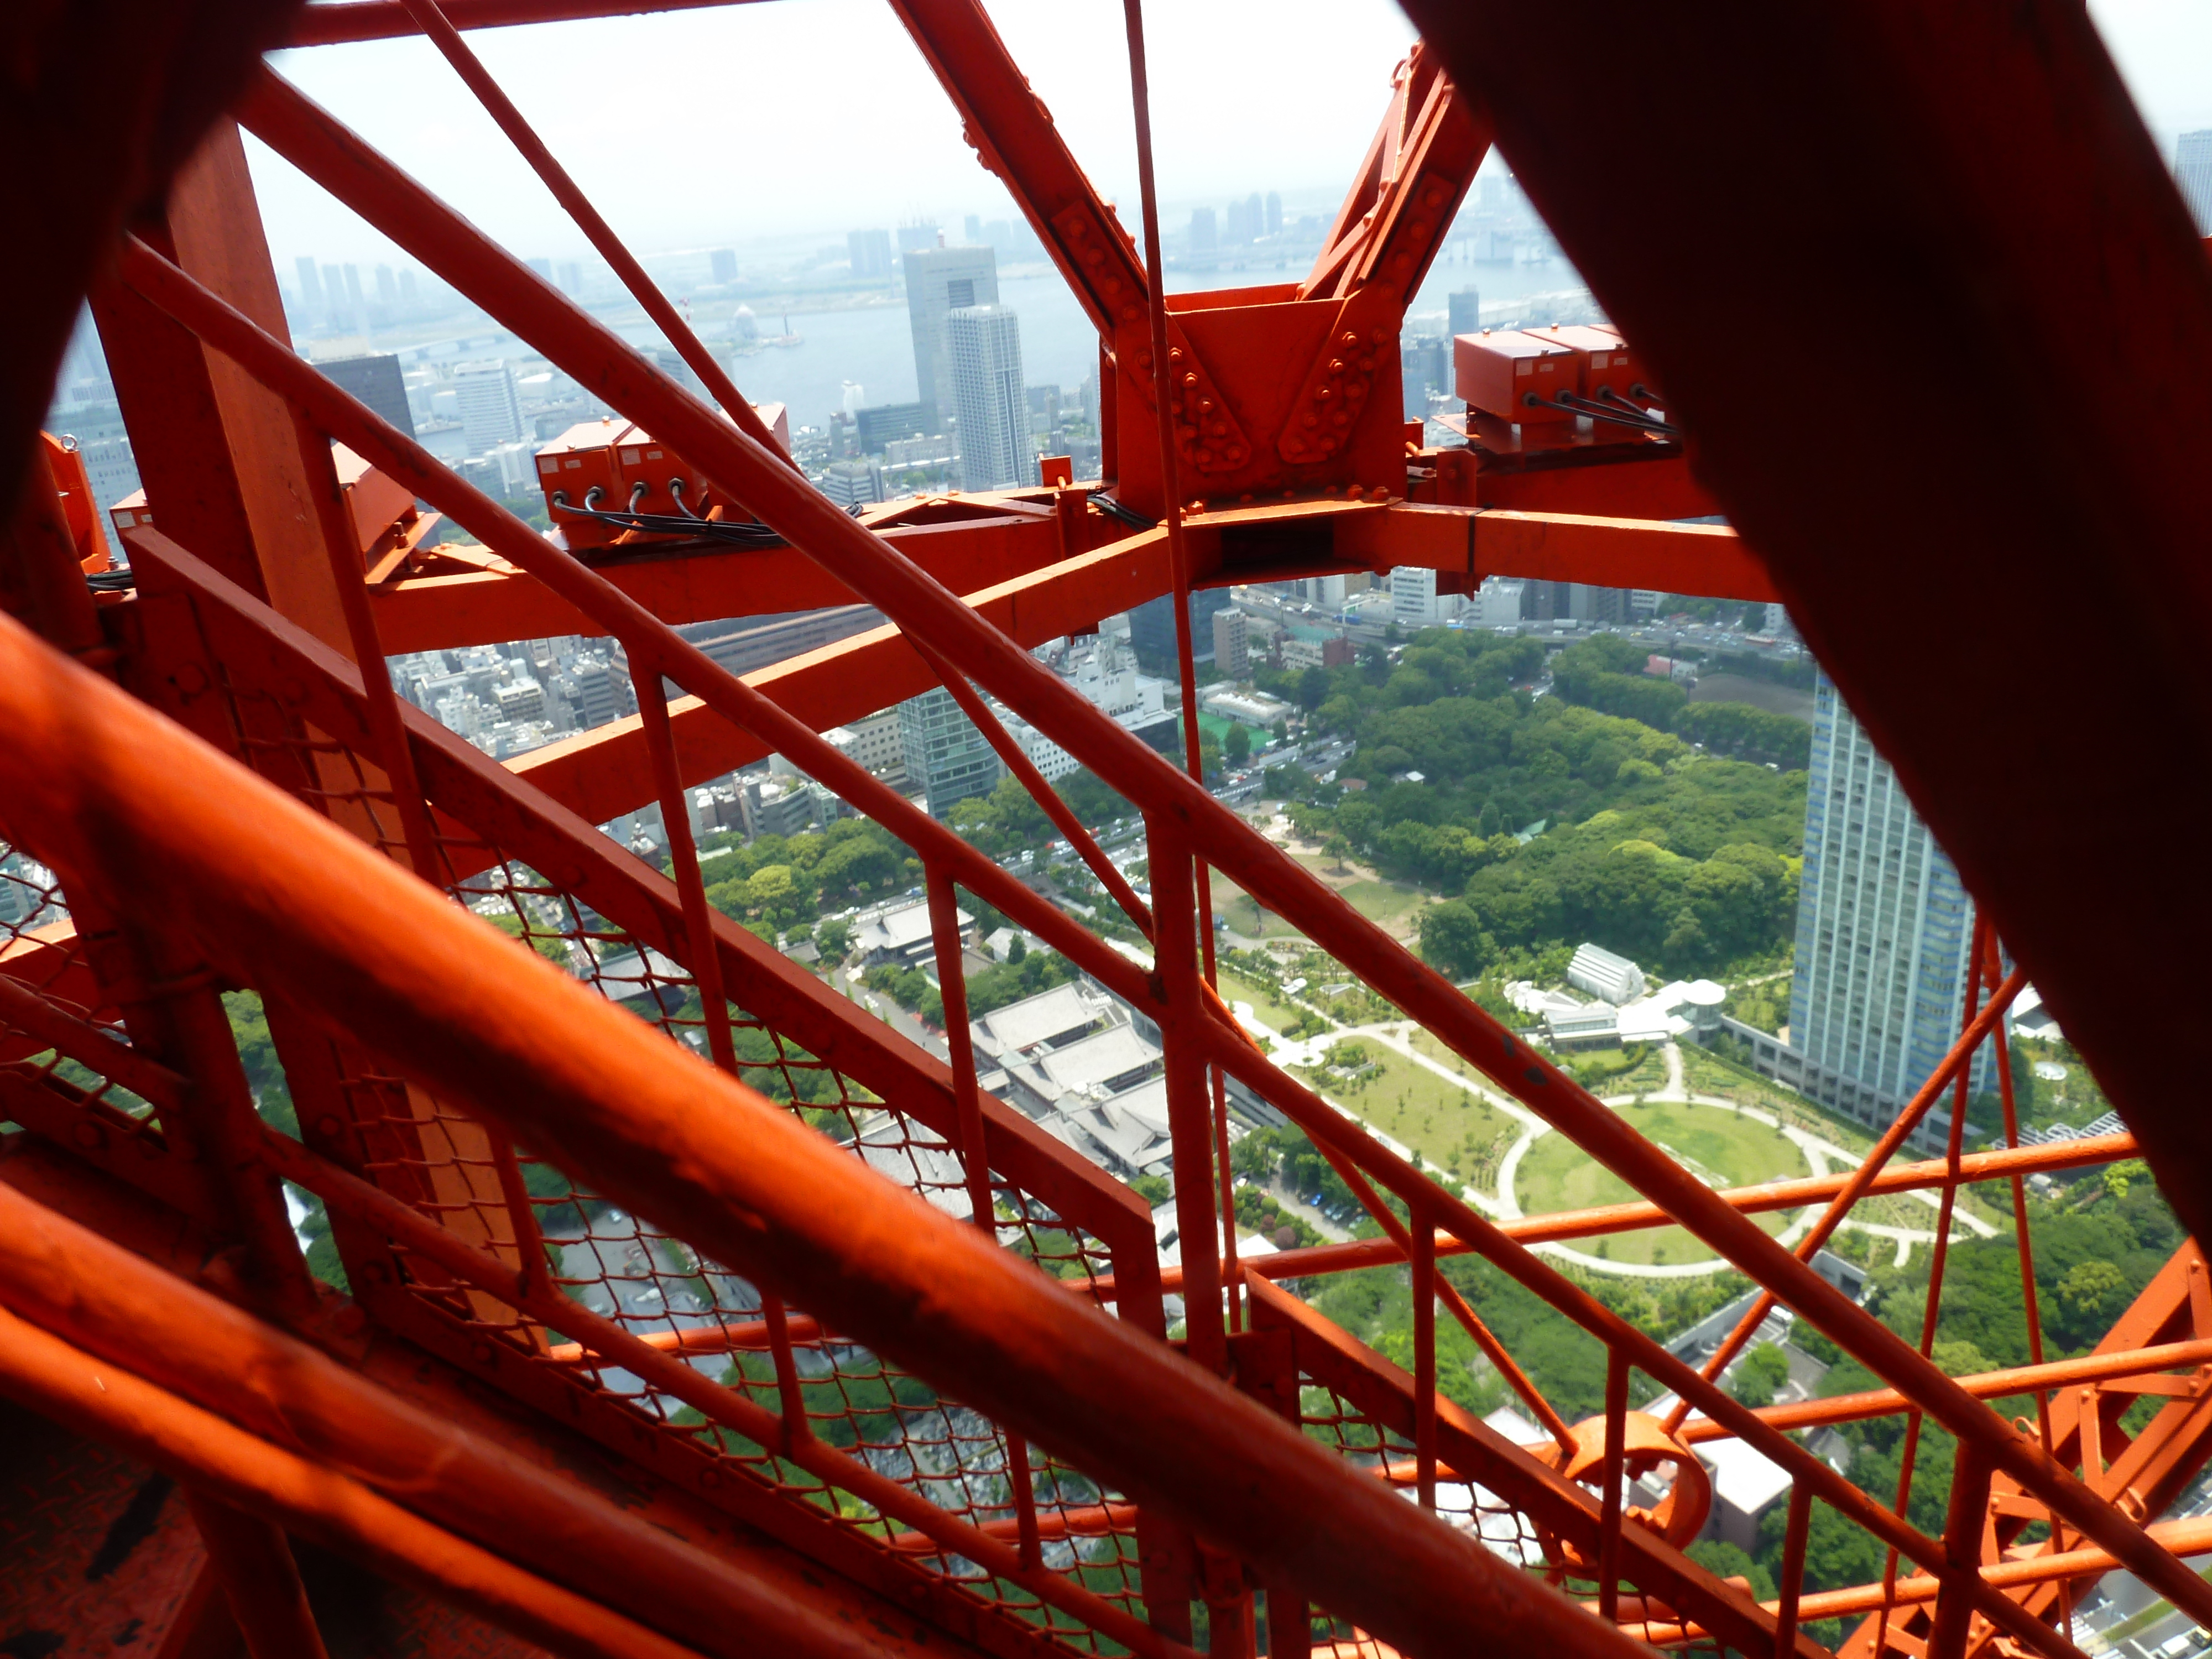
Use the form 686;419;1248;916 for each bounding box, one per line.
2;2;2210;1659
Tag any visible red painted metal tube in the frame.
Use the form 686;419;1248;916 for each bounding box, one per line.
1679;1337;2212;1444
0;1303;712;1659
1199;1022;2087;1659
1667;963;2026;1433
286;0;759;46
1774;1485;1813;1659
0;610;1652;1659
220;62;2210;1629
886;1501;1140;1554
1105;1133;2135;1300
394;0;791;472
0;969;186;1110
110;236;1159;1029
0;1176;908;1659
545;1311;825;1364
183;1491;333;1659
214;88;2212;1626
253;1121;1177;1659
1626;1512;2212;1641
906;636;1152;938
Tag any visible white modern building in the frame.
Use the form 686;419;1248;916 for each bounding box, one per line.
947;305;1029;491
1475;576;1526;629
452;360;523;452
1567;942;1647;1005
1390;565;1467;628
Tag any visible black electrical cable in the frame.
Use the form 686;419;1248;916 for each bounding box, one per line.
86;568;138;593
1525;389;1679;436
1089;490;1158;531
550;490;786;549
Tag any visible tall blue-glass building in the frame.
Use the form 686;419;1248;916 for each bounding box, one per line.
1783;669;1991;1133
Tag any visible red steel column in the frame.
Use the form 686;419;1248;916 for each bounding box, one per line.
184;1492;332;1659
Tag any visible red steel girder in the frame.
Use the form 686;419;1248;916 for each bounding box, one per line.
119;525;1161;1268
286;0;756;45
1396;0;2212;1245
1243;1274;1821;1659
0;0;301;511
0;603;1652;1659
218;68;2212;1624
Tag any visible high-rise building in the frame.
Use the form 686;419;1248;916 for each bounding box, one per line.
1266;191;1283;236
902;243;999;426
556;262;582;296
320;263;345;321
710;249;738;284
848;229;893;280
375;265;398;304
964;214;984;244
343;265;366;306
1189;207;1217;255
452;361;524;452
896;221;938;254
2176;131;2212;234
295;257;324;307
946;304;1027;491
821;460;884;510
649;348;701;397
526;257;554;280
1401;335;1448;419
1211;607;1249;678
1448;288;1483;337
320;354;414;436
898;685;1005;820
1390;566;1467;628
1788;668;1989;1130
1129;588;1231;669
855;401;931;455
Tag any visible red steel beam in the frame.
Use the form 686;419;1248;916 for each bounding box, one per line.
286;0;758;46
0;1174;931;1659
0;1302;712;1659
1126;1131;2136;1296
1621;1513;2212;1641
1395;0;2212;1249
0;607;1653;1659
123;529;1157;1270
1682;1335;2212;1446
227;71;2212;1624
364;497;1760;659
885;0;1148;342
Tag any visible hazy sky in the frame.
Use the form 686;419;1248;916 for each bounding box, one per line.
251;0;2212;269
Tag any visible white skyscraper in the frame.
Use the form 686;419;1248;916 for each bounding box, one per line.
947;305;1028;492
452;361;524;453
2177;131;2212;234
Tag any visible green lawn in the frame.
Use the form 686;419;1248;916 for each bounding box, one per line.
1516;1098;1807;1266
1337;879;1427;936
1678;1043;2007;1230
1312;1047;1517;1188
1214;881;1309;942
1215;968;1303;1034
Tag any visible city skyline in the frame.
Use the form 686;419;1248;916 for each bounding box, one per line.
246;0;2212;268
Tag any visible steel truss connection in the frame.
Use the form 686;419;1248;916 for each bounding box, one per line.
2;1;2208;1657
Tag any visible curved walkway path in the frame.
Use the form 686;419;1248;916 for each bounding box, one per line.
1233;946;1995;1281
